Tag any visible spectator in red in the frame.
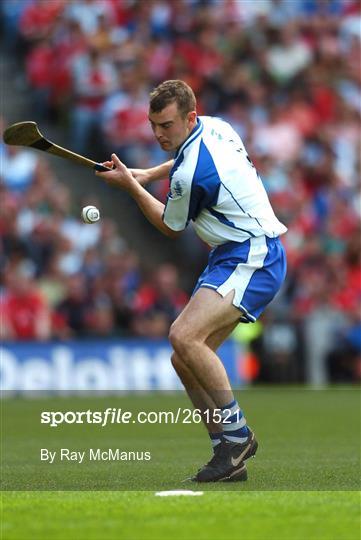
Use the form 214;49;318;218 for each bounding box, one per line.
25;36;54;119
174;24;224;82
70;46;117;154
1;264;51;341
50;19;88;115
102;67;155;167
19;0;64;43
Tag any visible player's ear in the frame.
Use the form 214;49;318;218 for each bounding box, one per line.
187;111;197;124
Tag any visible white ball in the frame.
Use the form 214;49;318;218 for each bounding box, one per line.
81;205;100;224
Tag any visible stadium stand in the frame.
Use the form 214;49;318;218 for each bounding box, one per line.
1;0;360;383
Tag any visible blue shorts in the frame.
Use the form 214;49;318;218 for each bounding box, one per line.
192;236;287;323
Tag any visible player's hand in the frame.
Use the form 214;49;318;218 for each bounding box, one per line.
96;153;138;193
129;168;150;186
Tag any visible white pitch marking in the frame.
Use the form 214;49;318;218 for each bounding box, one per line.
155;490;204;497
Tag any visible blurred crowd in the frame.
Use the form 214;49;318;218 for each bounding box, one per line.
0;0;360;382
0;145;189;340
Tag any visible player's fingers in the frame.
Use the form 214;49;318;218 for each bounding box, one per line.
95;161;113;176
111;153;127;170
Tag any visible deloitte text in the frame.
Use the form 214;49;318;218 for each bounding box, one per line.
0;342;182;391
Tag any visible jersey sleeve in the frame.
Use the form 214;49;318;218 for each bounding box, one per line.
162;173;192;231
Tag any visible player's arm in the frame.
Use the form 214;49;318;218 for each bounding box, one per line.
96;154;181;239
130;160;174;186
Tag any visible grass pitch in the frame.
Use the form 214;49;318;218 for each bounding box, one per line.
1;387;360;539
3;490;360;540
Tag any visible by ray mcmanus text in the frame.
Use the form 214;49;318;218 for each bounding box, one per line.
40;448;152;464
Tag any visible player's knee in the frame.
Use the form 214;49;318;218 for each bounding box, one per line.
169;323;191;356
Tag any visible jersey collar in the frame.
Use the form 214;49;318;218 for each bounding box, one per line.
175;117;203;158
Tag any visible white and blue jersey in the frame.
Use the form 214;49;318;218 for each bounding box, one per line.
163;115;287;322
163;116;287;245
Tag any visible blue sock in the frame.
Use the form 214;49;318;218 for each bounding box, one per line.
221;399;249;443
209;432;223;452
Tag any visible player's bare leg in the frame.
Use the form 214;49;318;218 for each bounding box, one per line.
169;287;258;482
171;321;237;434
169;288;243;406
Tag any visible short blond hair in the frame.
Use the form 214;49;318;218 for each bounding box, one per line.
149;80;196;117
